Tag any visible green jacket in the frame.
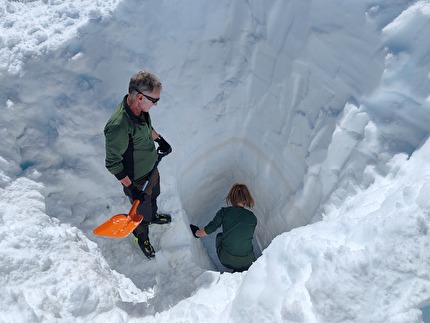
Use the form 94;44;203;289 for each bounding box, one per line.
104;96;157;181
205;206;257;268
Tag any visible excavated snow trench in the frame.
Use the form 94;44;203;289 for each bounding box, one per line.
177;138;301;271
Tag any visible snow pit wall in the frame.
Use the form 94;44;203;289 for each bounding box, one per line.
178;138;297;257
175;0;385;257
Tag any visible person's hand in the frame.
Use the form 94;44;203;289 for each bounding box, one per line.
124;184;142;201
155;135;172;156
190;224;200;238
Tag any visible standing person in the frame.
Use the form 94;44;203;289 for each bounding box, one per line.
104;71;172;259
190;183;257;272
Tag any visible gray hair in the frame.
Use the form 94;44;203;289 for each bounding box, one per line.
128;71;162;94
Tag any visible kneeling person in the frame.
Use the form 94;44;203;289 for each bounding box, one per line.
190;183;257;272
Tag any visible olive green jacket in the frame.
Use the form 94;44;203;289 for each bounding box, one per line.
104;96;157;181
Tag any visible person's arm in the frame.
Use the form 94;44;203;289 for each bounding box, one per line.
189;224;207;238
120;176;132;187
105;124;136;189
190;208;224;238
196;228;208;237
152;128;172;155
152;128;159;140
105;125;130;181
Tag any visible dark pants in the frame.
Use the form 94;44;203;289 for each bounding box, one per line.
123;168;160;241
215;233;253;273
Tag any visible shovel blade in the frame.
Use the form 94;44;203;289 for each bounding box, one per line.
93;200;143;238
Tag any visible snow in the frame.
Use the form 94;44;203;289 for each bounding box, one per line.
1;0;430;322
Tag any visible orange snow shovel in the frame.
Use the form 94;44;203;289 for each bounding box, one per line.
93;199;143;238
93;152;166;238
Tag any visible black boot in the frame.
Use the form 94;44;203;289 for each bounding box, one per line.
135;236;155;259
150;213;171;224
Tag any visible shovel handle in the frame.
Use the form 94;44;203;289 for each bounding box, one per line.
129;199;140;219
140;153;164;193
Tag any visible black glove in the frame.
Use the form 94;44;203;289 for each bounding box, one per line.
190;224;200;238
124;184;142;201
155;135;172;156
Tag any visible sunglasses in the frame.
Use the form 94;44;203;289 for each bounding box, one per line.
135;89;160;103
